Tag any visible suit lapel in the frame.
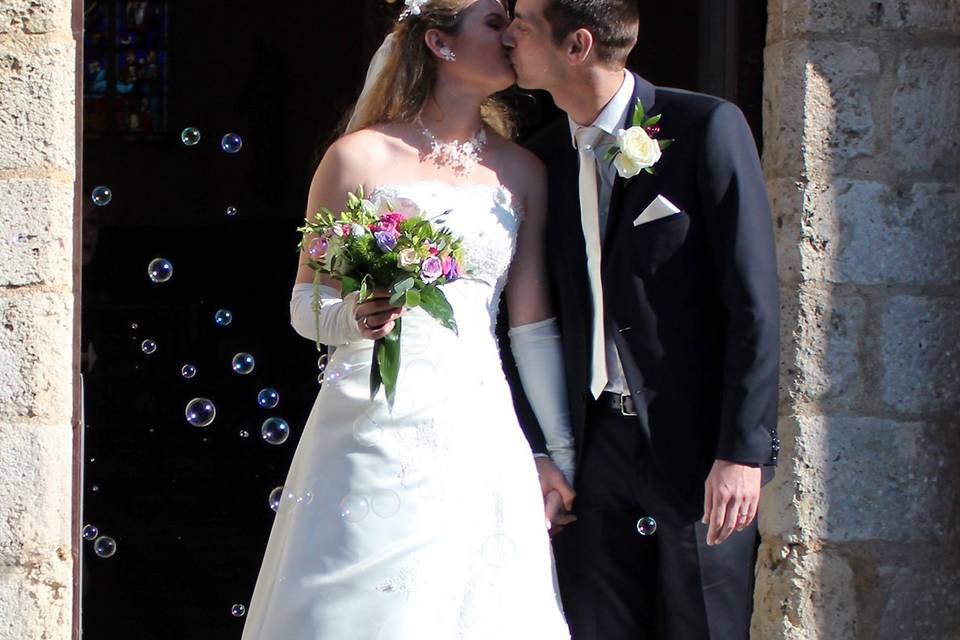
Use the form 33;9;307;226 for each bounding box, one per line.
602;75;660;263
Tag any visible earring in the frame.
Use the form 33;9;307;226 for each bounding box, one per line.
439;46;456;62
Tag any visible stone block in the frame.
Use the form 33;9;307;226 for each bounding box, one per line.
881;296;960;414
0;293;73;422
875;549;960;639
763;41;879;178
772;0;959;35
768;178;804;286
0;423;72;565
0;179;73;288
793;416;955;543
804;180;960;285
752;542;857;639
0;563;71;640
790;290;866;410
893;48;960;174
0;39;75;172
0;0;71;35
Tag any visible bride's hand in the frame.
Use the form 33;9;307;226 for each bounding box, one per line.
353;289;404;340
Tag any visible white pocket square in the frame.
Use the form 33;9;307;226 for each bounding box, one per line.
633;195;681;226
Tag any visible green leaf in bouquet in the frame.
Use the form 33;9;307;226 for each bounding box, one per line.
403;288;421;308
370;319;402;409
358;274;373;302
340;275;359;296
645;113;662;126
419;285;458;335
658;139;674;150
391;276;416;295
632;98;646;127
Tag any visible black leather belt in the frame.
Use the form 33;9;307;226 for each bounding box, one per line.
596;391;638;417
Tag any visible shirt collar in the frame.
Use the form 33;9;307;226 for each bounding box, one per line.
568;71;636;148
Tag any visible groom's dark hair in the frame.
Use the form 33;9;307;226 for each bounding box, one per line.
542;0;639;67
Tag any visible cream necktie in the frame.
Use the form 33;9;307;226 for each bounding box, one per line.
574;126;608;398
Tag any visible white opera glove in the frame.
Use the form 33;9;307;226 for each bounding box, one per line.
289;282;365;346
508;317;576;484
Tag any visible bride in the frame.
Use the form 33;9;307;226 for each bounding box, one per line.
241;1;574;638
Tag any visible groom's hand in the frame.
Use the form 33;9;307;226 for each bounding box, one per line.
702;459;762;546
535;457;576;534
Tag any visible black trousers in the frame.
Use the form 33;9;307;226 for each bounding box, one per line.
553;403;759;640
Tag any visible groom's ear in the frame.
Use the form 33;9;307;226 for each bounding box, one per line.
564;28;595;66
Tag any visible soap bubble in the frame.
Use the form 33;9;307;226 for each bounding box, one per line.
268;486;284;512
231;604;246;618
232;352;255;375
226;205;238;216
239;430;249;438
352;415;382;447
82;524;99;541
94;536;117;558
147;258;173;283
214;309;233;326
636;516;657;536
339;495;370;523
221;133;243;153
261;417;289;445
371;490;401;518
180;127;201;146
317;354;328;373
257;388;279;409
141;339;157;354
181;364;197;379
185;398;216;427
91;186;112;206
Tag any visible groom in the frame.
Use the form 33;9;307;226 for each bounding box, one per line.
502;1;780;638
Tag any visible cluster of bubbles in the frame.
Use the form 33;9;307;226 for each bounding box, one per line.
179;127;244;154
338;489;401;523
268;486;315;514
82;524;118;559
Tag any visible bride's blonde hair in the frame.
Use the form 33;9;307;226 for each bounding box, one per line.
341;0;515;139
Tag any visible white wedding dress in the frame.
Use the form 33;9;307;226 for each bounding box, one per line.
242;182;570;640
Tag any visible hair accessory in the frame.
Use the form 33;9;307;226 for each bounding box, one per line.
399;0;428;21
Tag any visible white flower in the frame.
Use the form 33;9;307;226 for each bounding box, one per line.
613;152;643;179
615;126;662;176
397;248;419;269
402;0;427;18
350;223;367;237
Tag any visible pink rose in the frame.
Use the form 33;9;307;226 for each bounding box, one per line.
420;256;443;284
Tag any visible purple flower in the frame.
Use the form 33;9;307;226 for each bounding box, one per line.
374;230;398;252
420;256;443;284
441;255;461;281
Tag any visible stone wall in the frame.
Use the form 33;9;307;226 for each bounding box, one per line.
0;0;76;638
756;1;960;638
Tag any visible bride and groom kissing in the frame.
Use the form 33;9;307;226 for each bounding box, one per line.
242;0;779;638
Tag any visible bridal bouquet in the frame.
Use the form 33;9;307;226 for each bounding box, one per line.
297;187;464;408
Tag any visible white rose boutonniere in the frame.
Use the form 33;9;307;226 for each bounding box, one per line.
605;98;674;179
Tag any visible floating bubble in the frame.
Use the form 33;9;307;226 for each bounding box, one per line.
91;485;99;492
91;186;112;206
352;415;383;447
185;398;216;427
131;323;138;330
226;205;238;216
257;388;279;409
232;352;255;375
82;524;99;541
181;364;197;379
339;495;370;523
261;417;289;445
180;127;201;146
239;430;249;438
214;309;233;326
317;354;328;373
141;339;157;354
636;516;657;536
481;534;517;568
231;603;246;618
371;490;401;518
322;362;365;386
268;486;284;513
221;133;243;153
147;258;173;283
94;536;117;558
299;490;314;505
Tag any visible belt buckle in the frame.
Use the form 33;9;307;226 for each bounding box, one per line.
618;393;638;417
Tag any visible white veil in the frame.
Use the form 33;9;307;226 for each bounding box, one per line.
344;32;398;134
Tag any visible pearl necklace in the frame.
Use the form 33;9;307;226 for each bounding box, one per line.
416;117;487;175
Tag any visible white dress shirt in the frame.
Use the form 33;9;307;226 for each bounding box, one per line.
568;71;636;396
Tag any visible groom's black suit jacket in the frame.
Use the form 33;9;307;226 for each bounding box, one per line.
505;74;780;515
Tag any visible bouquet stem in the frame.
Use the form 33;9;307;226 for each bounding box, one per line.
370;317;402;409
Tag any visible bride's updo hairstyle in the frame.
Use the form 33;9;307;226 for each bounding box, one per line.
342;0;515;138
